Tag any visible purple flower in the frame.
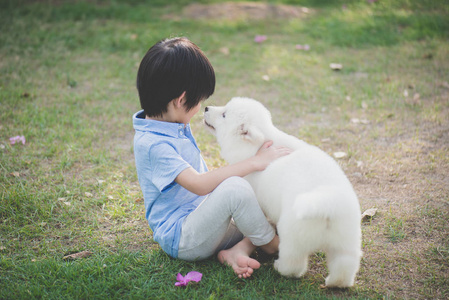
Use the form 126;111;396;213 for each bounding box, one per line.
9;136;26;145
254;35;267;43
175;271;202;287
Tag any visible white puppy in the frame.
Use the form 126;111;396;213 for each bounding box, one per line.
204;97;362;288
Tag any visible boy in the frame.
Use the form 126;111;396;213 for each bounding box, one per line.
133;37;290;278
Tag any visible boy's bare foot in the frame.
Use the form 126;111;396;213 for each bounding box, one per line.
217;238;260;278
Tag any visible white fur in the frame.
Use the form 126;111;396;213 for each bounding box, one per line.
204;97;362;288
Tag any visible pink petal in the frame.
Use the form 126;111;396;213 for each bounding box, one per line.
9;136;26;145
175;271;202;286
175;281;186;287
176;273;185;281
254;35;267;43
295;44;310;51
175;273;187;286
185;271;202;282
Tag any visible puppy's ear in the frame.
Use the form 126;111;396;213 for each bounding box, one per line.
238;123;265;144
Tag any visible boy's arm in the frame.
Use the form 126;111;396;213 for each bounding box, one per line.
175;141;291;196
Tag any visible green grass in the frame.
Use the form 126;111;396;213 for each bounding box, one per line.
1;0;448;299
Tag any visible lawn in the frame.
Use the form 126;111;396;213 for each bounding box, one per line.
1;0;448;299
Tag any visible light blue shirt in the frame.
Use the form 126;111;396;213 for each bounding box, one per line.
133;110;208;258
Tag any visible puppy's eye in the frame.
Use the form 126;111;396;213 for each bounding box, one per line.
222;112;226;118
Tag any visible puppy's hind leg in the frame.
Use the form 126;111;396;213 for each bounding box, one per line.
324;249;361;288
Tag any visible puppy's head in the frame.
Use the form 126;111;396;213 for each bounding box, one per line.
204;97;273;163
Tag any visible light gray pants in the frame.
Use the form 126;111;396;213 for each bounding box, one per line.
178;176;275;261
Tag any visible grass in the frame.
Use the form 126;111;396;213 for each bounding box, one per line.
1;0;448;299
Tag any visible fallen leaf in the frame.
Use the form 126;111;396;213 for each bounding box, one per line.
330;63;343;71
85;192;93;197
351;118;370;125
11;172;20;177
219;47;230;55
63;251;93;261
333;152;347;159
440;82;449;89
361;208;378;222
413;93;420;101
262;75;270;81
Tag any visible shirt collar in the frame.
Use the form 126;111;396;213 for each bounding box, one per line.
133;110;190;138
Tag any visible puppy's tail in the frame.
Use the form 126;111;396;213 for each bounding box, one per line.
293;187;355;220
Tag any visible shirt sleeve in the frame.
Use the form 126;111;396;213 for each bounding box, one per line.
149;142;191;193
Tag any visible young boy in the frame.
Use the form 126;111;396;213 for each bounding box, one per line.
133;37;290;278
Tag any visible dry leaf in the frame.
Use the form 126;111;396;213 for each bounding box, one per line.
63;250;93;260
361;208;378;222
403;89;409;97
11;172;20;177
85;192;93;197
330;63;342;71
333;152;347;159
219;47;230;55
262;75;270;81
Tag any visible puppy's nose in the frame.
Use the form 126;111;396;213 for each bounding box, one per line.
205;107;209;112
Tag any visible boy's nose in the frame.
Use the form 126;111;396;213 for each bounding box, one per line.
205;107;209;112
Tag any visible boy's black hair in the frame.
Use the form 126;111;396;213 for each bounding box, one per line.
137;37;215;117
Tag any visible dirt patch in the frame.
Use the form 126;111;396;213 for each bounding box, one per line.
180;2;311;21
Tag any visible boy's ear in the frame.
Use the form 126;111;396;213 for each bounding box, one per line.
238;123;265;144
174;91;187;108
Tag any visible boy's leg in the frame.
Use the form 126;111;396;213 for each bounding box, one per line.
178;176;276;271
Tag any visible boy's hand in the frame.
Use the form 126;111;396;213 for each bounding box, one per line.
252;141;292;171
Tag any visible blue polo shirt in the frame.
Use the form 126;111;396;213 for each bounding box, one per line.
133;110;208;258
